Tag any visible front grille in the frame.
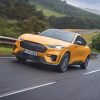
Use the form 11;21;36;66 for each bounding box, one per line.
20;40;47;53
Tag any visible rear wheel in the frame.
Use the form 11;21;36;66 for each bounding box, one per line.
57;53;69;73
80;56;90;69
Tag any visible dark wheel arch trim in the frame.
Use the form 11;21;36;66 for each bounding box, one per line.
57;52;70;73
80;55;90;69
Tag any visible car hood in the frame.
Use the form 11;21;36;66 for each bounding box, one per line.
21;34;72;46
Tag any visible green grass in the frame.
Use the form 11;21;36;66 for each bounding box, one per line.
81;32;100;53
0;46;13;56
30;1;65;17
36;5;65;17
81;32;98;44
92;49;100;53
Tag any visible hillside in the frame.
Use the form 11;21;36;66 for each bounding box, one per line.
29;0;64;17
36;5;65;17
29;0;100;18
28;0;100;29
0;0;49;37
82;8;100;15
0;0;100;30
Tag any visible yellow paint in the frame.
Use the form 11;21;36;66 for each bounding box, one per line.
13;33;91;65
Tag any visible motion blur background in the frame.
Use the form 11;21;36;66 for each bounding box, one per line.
0;0;100;56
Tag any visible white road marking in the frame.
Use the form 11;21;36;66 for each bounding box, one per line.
84;69;100;75
0;57;15;59
0;82;56;98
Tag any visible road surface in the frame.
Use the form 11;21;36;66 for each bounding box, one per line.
0;54;100;100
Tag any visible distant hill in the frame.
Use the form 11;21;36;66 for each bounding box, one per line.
1;0;100;29
21;0;100;29
82;8;100;15
29;0;100;18
29;0;64;17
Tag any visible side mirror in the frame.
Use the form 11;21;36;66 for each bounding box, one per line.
75;41;82;45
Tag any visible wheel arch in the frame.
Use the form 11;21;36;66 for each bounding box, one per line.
82;54;90;63
58;49;71;65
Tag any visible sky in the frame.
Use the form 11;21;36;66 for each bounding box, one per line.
65;0;100;10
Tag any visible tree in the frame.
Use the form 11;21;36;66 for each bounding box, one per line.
48;16;100;29
21;16;49;33
92;33;100;50
0;0;49;36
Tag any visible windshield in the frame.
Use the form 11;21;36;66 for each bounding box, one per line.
40;29;76;43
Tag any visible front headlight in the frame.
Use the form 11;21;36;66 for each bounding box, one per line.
18;37;24;41
47;45;64;50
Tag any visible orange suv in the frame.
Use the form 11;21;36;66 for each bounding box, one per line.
13;29;91;72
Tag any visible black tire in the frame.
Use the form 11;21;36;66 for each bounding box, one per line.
57;53;70;73
80;56;90;69
16;55;27;62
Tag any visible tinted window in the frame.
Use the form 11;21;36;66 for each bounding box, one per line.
75;36;81;43
75;36;87;46
40;29;76;43
81;37;87;45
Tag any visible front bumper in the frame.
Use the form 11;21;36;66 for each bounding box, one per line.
13;40;64;65
14;51;48;64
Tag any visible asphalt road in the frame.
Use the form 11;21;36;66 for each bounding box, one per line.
0;54;100;100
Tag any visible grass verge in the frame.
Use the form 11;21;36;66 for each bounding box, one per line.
0;45;13;56
91;49;100;53
81;32;98;44
81;32;100;53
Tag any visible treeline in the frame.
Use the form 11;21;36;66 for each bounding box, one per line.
0;0;100;38
30;0;100;29
31;0;100;18
0;0;45;20
0;0;48;38
48;16;100;29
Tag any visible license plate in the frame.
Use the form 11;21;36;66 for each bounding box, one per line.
24;49;37;56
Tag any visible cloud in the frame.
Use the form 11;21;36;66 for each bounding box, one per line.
66;0;100;10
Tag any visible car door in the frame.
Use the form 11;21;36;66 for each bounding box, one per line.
72;36;87;62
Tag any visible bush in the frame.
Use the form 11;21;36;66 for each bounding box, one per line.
92;33;100;50
0;18;21;38
21;16;49;33
0;0;49;37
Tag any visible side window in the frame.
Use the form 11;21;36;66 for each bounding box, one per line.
74;36;87;46
81;37;87;46
74;36;81;44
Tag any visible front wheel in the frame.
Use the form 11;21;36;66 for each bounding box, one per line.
80;56;90;69
16;55;27;62
57;53;70;73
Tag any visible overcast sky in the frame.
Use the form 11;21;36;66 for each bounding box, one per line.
66;0;100;10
